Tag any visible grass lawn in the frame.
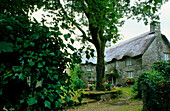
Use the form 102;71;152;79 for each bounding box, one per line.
66;87;143;111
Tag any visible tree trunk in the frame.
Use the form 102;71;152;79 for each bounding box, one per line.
95;42;105;91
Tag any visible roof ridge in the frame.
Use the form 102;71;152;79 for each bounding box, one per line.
107;32;151;52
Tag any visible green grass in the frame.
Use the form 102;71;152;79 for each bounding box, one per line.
121;87;135;98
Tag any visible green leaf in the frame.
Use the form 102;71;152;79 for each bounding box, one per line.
38;63;43;68
29;61;35;66
0;88;2;95
44;100;51;109
27;97;37;106
54;75;58;80
30;42;35;47
56;89;62;94
17;38;23;42
65;95;70;102
64;34;71;41
58;99;62;103
70;38;74;44
6;26;13;30
50;52;55;56
47;32;51;37
20;99;25;104
68;44;75;51
19;73;24;80
55;101;61;108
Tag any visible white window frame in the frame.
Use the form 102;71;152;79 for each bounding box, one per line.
115;61;119;67
164;54;169;61
127;71;133;78
126;58;132;66
86;65;91;71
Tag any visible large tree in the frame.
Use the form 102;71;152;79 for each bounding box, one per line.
43;0;168;90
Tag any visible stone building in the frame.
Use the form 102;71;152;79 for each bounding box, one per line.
81;51;97;81
81;22;170;86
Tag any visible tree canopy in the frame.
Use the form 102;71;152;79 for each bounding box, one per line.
42;0;168;90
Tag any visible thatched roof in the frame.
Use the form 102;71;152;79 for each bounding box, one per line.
81;31;169;64
106;32;157;62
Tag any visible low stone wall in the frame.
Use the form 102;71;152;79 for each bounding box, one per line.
82;90;121;101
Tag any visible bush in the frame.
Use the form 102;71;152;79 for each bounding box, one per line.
69;65;90;90
0;2;81;110
133;60;170;111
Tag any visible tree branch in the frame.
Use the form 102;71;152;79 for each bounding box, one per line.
58;0;94;44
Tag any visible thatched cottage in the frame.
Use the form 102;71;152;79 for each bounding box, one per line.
81;22;170;86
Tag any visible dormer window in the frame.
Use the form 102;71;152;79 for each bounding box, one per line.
126;58;132;66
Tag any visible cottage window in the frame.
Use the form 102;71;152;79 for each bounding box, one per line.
86;65;91;71
115;61;119;67
164;54;169;61
127;71;133;78
126;58;132;66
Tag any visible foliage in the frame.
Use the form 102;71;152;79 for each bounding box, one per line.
106;66;119;78
103;81;112;90
69;65;89;90
88;85;93;89
0;0;81;110
133;60;170;110
41;0;168;91
124;78;135;83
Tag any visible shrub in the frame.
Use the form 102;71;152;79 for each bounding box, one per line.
133;60;170;111
69;65;90;90
0;4;81;110
103;81;111;90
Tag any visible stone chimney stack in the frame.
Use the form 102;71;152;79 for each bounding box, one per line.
150;21;161;33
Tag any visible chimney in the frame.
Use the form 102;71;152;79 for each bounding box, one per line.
150;21;161;33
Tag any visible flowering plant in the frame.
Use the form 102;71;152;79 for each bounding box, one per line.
125;78;135;82
102;81;111;89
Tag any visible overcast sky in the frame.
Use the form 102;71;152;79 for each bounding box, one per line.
119;1;170;42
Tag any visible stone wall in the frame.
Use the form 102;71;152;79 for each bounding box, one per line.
80;64;96;78
106;56;143;85
142;35;170;72
80;35;169;86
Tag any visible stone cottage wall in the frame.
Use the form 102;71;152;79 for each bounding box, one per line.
106;56;143;85
80;64;96;78
142;35;170;72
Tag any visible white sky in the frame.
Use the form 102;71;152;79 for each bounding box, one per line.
119;1;170;42
32;0;170;48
